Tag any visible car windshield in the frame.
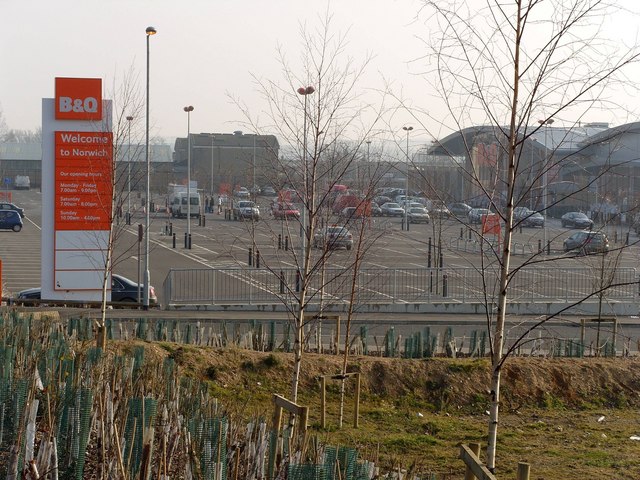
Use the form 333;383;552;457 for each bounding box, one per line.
385;203;400;208
327;227;347;234
410;208;426;213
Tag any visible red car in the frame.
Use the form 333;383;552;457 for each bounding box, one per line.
271;202;300;219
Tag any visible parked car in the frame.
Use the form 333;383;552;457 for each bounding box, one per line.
262;186;276;196
429;204;451;219
15;274;158;305
373;195;392;206
407;207;430;224
563;231;609;255
234;187;250;198
313;226;353;250
271;202;300;219
468;208;492;224
513;207;544;227
232;200;260;221
448;202;472;218
561;211;594;229
370;203;383;217
0;202;25;218
0;210;23;231
380;202;405;217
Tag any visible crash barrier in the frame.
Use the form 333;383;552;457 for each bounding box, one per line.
162;266;638;308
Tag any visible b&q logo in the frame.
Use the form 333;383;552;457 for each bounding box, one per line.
55;77;102;121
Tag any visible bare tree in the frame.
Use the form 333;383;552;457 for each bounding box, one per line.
230;10;393;404
412;0;640;472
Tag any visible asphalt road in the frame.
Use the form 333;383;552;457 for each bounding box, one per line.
3;189;640;305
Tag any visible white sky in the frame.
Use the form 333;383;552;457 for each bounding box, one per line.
2;0;640;144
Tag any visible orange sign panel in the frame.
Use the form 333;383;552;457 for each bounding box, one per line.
54;131;113;231
482;214;501;235
55;77;102;121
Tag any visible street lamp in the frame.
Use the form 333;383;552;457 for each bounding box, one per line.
126;115;133;222
297;86;315;271
184;106;194;249
403;126;413;231
538;118;554;249
143;25;156;310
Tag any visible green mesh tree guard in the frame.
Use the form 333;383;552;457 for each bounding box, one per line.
359;325;368;355
189;417;228;480
385;327;395;357
269;321;276;351
324;445;358;480
288;464;330;480
124;397;159;478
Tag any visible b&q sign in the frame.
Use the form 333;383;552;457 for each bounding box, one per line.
55;77;102;121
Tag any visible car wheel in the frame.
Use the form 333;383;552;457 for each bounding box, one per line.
561;221;566;227
12;224;22;232
118;297;137;303
346;245;352;251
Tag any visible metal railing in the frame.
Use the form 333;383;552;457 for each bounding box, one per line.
163;266;638;308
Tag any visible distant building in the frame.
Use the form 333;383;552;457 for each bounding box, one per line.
173;131;280;194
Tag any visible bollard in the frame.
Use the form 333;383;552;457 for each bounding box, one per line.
443;274;448;297
468;228;472;240
172;233;176;249
439;251;444;268
460;227;463;239
614;230;618;244
256;250;261;268
248;247;253;266
188;233;192;249
519;225;523;234
295;270;301;292
184;232;188;248
279;270;285;293
126;212;131;225
428;237;432;268
429;270;433;293
201;214;206;227
626;232;630;246
278;234;282;250
538;238;542;253
285;236;289;251
546;240;550;255
170;222;173;235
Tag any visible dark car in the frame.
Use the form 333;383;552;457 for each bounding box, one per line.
0;202;25;218
468;208;492;224
513;207;544;227
0;210;23;232
448;202;472;218
370;203;383;216
313;226;353;250
15;274;158;305
563;231;609;255
561;211;594;229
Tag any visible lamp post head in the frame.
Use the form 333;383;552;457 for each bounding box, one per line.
403;126;413;132
297;86;315;95
184;106;194;113
146;26;157;36
126;116;133;121
538;118;554;126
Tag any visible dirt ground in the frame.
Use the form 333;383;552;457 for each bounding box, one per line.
149;342;640;478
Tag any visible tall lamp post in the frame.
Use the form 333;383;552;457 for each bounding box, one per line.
402;126;413;231
143;26;156;310
184;106;194;249
297;86;315;274
126;115;133;222
538;118;554;250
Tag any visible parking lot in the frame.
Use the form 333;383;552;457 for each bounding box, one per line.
2;189;640;307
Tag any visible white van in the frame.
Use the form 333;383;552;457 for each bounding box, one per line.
170;192;201;218
14;175;30;190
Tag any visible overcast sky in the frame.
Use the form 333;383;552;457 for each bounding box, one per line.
2;0;640;145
